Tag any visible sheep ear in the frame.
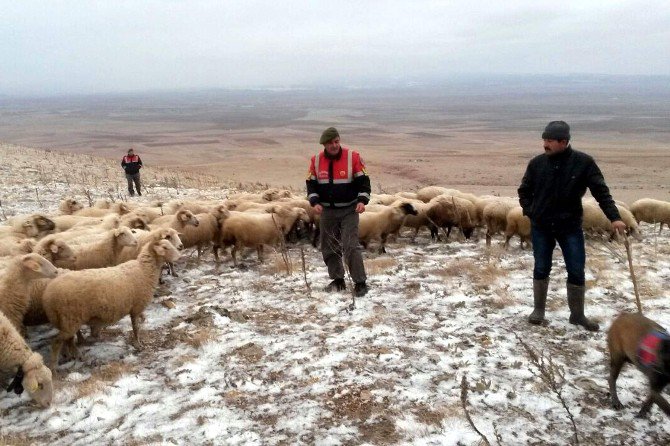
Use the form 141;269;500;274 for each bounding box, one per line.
153;243;166;256
50;243;60;254
22;257;42;272
178;212;187;222
23;374;39;393
23;221;32;227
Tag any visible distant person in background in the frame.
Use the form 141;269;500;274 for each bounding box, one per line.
121;148;143;196
307;127;371;297
518;120;626;331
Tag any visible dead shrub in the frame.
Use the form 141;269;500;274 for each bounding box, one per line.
74;361;138;399
364;257;398;275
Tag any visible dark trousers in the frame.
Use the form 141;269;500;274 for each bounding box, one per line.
126;173;141;196
531;223;585;286
319;205;367;284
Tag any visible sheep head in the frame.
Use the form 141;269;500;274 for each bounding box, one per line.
22;353;53;408
152;239;181;262
33;215;56;233
20;253;58;280
114;227;138;248
399;202;418;216
177;210;199;227
152;228;183;250
59;198;84;215
127;216;149;230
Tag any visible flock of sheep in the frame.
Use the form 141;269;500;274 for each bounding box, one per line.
1;185;669;409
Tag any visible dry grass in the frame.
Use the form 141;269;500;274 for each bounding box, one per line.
483;285;518;309
411;403;462;426
259;251;294;276
364;257;398;275
73;361;138;399
0;434;33;446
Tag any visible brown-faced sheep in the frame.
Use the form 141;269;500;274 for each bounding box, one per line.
0;253;58;333
504;206;532;249
400;199;438;241
43;239;182;369
359;202;418;253
630;198;670;233
425;195;477;240
220;207;310;266
582;203;642;241
0;312;53;407
1;214;56;240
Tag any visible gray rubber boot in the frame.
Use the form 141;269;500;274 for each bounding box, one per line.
528;278;549;324
567;283;600;331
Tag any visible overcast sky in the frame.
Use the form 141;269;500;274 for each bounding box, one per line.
2;0;669;95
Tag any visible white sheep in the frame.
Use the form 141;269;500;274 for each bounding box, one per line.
220;207;310;266
58;198;85;215
359;202;418;253
630;198;670;233
114;227;183;265
151;209;200;232
0;312;53;407
582;203;642;241
0;238;34;257
482;199;518;246
504;206;532;249
73;202;131;218
32;235;77;269
52;214;106;232
369;194;399;206
69;227;138;270
0;253;58;333
42;239;181;368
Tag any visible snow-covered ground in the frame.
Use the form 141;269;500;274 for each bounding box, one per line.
1;144;670;445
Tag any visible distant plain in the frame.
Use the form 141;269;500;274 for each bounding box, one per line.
1;76;668;203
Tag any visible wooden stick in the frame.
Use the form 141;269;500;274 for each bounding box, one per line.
623;234;643;313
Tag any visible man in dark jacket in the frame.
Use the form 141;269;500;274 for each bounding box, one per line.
306;127;371;297
121;148;143;196
518;121;626;331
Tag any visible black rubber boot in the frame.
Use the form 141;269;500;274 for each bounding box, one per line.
354;282;369;297
528;278;549;324
567;283;599;331
325;278;346;292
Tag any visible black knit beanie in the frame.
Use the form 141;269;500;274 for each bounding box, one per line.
542;121;571;141
319;127;340;144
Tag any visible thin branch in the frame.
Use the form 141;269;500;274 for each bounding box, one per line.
515;334;579;446
460;375;491;446
623;235;643;313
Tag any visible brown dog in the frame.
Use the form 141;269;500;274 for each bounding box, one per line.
607;312;670;417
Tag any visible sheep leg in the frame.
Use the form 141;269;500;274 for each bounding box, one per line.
213;244;220;263
379;233;388;254
486;230;492;247
63;337;80;362
130;313;143;350
257;245;264;262
231;244;239;267
169;261;179;277
50;332;74;370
